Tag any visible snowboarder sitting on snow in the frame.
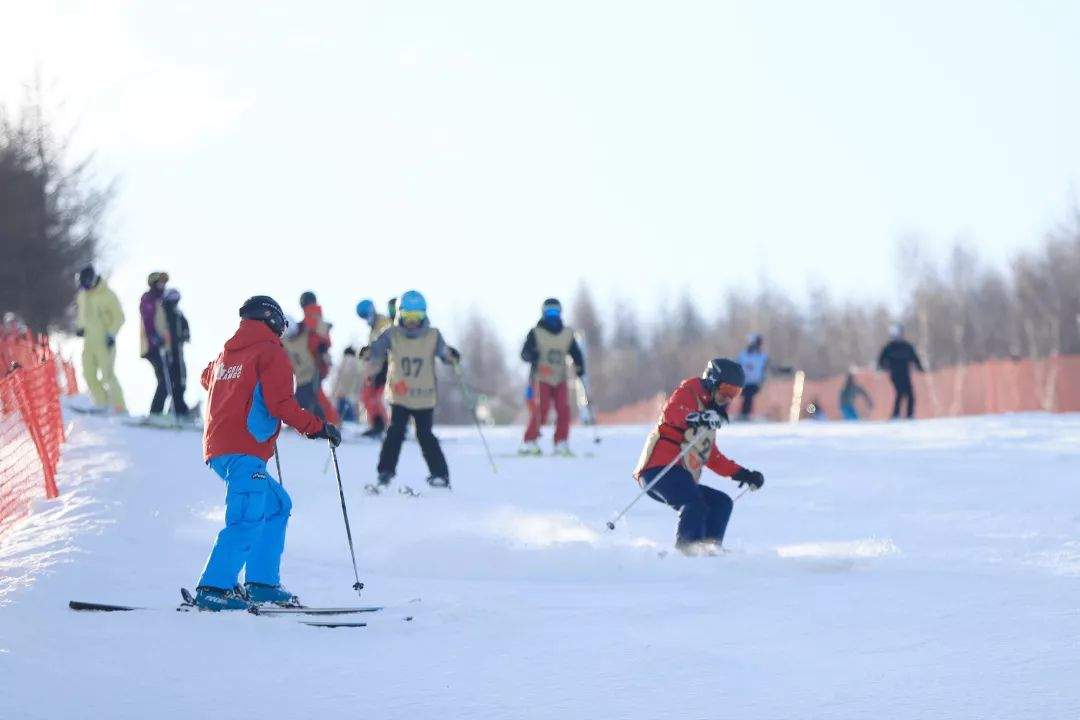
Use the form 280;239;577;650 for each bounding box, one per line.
194;296;341;610
518;298;585;456
634;358;765;555
365;290;460;490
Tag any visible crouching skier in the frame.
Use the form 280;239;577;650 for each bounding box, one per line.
366;290;460;491
193;296;342;610
634;358;765;555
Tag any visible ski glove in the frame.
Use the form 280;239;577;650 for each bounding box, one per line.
686;410;723;430
75;328;85;338
447;347;461;364
106;334;115;348
575;365;585;378
733;468;764;491
308;422;342;448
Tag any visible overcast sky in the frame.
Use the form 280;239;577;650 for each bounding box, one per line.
3;1;1079;412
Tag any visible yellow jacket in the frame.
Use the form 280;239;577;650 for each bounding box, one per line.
283;328;318;386
76;280;125;342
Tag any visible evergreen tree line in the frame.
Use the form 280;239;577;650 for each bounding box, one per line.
0;93;112;334
441;219;1080;420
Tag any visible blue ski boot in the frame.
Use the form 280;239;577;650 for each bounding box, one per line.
194;585;249;611
244;582;300;607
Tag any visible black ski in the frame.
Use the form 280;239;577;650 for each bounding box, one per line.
69;600;144;612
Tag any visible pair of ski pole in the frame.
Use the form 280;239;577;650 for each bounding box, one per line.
605;431;751;530
274;440;364;597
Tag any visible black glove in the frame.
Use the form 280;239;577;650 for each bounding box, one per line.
733;467;764;491
575;365;585;378
447;347;461;364
105;334;115;348
75;328;85;338
307;422;342;448
686;410;722;430
358;345;371;360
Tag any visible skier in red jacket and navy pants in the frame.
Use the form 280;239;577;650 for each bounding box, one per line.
634;358;765;554
194;296;341;610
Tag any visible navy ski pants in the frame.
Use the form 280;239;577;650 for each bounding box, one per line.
641;465;733;547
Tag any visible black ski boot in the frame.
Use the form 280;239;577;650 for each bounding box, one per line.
365;471;394;495
361;416;385;439
426;475;451;489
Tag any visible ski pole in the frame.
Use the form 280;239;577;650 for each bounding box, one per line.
576;376;601;444
273;442;284;486
158;346;180;427
329;443;364;596
606;432;708;530
733;487;750;502
452;363;498;475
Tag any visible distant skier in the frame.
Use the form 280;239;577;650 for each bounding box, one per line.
838;371;873;420
877;324;924;419
365;290;460;490
74;265;127;413
161;288;191;418
518;298;585;456
356;298;392;438
281;314;324;419
140;271;175;419
634;358;764;554
194;295;340;610
299;291;340;425
331;346;363;423
736;333;768;420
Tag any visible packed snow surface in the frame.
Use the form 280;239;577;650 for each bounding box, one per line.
2;412;1079;719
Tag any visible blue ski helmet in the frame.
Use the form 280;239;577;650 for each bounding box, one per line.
541;297;562;318
399;290;427;314
356;299;375;320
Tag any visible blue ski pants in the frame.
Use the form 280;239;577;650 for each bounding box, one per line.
198;454;292;590
642;465;733;547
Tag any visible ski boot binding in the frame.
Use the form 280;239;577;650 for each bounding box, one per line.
193;585;250;611
244;582;301;607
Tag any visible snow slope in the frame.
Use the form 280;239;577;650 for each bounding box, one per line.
2;412;1079;719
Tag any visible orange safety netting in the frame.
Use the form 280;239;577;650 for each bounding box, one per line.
597;355;1080;424
1;333;67;536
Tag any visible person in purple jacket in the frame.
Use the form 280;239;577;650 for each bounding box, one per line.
139;271;180;417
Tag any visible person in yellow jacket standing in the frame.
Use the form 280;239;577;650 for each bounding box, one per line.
281;315;325;419
75;265;127;413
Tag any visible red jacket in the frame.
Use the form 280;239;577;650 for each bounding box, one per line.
201;319;324;462
634;377;742;481
303;304;332;379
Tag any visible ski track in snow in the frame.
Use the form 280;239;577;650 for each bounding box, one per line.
2;412;1080;718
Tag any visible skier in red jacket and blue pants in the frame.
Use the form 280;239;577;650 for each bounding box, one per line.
194;296;341;610
634;358;765;554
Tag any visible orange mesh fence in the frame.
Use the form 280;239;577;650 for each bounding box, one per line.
599;355;1080;424
1;334;65;537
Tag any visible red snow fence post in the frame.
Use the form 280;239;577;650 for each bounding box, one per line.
0;332;67;537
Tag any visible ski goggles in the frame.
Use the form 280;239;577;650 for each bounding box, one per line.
399;309;426;325
713;382;743;403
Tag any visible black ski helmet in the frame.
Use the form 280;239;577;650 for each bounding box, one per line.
239;295;288;337
77;265;97;290
701;357;745;392
300;291;317;308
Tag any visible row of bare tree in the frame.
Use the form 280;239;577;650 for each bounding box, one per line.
438;218;1080;422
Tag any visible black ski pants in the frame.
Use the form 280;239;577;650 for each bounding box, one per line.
740;383;761;419
146;349;190;416
642;465;733;547
890;375;915;418
378;404;449;479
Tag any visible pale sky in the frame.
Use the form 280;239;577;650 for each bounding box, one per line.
3;1;1079;412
